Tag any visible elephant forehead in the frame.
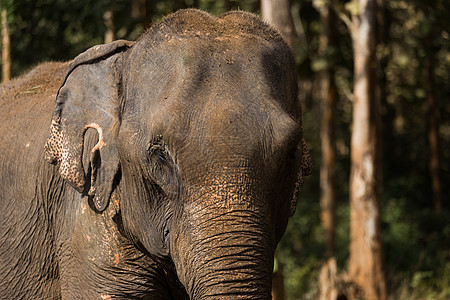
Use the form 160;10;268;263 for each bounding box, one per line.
134;73;299;156
124;31;299;158
154;91;285;144
198;100;273;146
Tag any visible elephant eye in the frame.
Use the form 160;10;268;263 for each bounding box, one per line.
145;138;179;196
147;138;170;165
153;148;168;164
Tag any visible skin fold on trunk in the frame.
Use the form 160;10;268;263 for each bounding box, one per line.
171;172;276;300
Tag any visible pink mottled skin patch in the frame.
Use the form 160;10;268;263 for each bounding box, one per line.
85;123;106;152
113;253;120;266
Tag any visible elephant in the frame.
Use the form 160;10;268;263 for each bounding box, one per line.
0;9;311;300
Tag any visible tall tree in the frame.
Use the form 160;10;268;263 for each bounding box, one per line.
313;0;338;299
272;256;285;300
131;0;152;29
339;0;387;298
103;10;115;43
425;38;441;217
423;14;442;216
1;4;10;82
261;0;297;48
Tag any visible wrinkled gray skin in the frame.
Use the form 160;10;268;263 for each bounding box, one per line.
0;9;311;300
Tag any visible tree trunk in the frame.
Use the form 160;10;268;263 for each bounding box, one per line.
347;0;387;299
424;37;441;216
103;10;115;44
316;0;337;261
272;256;285;300
319;257;338;300
261;0;297;48
1;7;10;82
132;0;152;29
314;1;338;299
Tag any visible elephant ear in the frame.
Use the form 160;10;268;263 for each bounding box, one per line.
301;137;312;177
289;134;312;217
44;40;134;212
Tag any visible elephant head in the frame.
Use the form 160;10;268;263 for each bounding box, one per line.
45;9;311;299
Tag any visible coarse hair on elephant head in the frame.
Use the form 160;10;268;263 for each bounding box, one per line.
44;40;134;212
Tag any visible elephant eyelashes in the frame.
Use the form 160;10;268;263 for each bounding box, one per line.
145;139;180;198
152;148;168;164
148;140;169;165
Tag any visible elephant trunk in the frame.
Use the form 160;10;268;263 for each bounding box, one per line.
171;188;275;300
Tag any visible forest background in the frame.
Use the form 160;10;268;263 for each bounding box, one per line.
1;0;448;299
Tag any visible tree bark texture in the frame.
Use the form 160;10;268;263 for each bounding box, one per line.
1;7;10;82
315;2;338;299
319;257;338;300
348;0;387;299
261;0;297;48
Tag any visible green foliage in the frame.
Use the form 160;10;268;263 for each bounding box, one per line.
277;0;449;299
9;0;149;75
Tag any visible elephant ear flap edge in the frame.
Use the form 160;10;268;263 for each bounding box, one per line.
301;137;312;177
289;132;313;217
67;39;135;76
44;116;87;193
44;40;134;206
